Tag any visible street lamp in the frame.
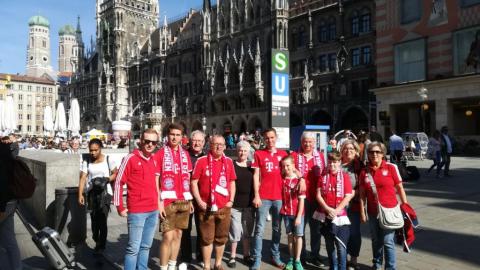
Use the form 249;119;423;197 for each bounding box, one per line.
417;86;428;132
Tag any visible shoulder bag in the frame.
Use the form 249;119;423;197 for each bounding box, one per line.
367;171;404;230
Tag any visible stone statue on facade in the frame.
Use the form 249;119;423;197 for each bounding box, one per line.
336;37;349;75
302;61;313;104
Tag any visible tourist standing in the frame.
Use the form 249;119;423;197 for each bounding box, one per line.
227;141;255;268
191;135;236;270
280;155;306;270
359;142;408;270
179;130;206;266
291;132;326;266
317;151;353;270
340;140;363;270
78;139;118;253
251;128;302;270
388;131;404;164
155;124;193;270
114;129;161;270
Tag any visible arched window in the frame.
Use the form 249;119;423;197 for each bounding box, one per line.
328;17;336;40
298;25;306;47
318;20;327;42
361;8;371;33
60;45;64;55
351;11;360;36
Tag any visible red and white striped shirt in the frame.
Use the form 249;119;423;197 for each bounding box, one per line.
280;177;306;216
114;149;160;214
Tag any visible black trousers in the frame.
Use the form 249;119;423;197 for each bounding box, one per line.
91;210;108;248
179;212;203;263
442;152;451;175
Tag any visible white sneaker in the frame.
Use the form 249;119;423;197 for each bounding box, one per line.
178;263;188;270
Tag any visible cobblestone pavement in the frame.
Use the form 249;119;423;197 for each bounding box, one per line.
8;157;480;269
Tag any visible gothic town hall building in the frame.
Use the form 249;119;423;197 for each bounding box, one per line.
65;0;376;135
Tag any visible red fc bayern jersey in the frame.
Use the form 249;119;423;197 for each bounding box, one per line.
291;151;326;202
359;160;402;216
192;155;237;209
251;149;288;200
280;177;306;216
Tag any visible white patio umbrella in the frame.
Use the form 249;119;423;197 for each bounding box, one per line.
43;105;54;136
54;102;67;138
3;96;16;134
0;99;5;134
67;98;81;137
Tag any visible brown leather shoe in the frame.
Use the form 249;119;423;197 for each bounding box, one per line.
214;264;225;270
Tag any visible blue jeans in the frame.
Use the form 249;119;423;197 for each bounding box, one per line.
282;215;304;237
323;225;349;270
251;200;282;269
302;199;322;260
124;210;159;270
347;210;362;257
369;214;396;270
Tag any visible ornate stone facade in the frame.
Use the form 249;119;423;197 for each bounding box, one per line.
67;0;377;135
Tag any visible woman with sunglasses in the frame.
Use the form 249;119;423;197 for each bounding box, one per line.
359;142;408;270
340;140;363;270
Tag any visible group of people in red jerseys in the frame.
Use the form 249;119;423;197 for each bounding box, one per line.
110;125;410;270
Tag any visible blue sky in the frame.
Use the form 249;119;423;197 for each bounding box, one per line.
0;0;202;75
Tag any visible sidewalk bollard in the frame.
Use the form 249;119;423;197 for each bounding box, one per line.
55;187;86;246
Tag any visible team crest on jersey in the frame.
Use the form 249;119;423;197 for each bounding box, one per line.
164;178;174;190
183;179;190;190
138;162;142;166
382;169;388;176
277;156;282;162
219;175;227;187
205;166;210;176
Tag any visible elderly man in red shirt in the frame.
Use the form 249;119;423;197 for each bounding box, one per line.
155;123;193;270
114;129;161;270
191;134;236;270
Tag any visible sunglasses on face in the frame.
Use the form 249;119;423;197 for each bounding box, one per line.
368;150;383;155
143;139;158;146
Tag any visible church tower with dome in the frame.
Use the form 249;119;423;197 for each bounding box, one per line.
26;15;55;79
58;16;84;74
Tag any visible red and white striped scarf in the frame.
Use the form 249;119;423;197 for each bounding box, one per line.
208;153;227;211
297;149;324;177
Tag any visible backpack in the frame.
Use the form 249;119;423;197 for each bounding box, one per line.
85;156;112;214
8;158;37;199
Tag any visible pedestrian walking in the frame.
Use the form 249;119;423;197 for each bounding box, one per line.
155;123;194;270
114;129;161;270
440;126;453;177
280;155;306;270
426;130;443;178
78;139;118;254
228;141;255;268
317;151;354;270
191;134;236;270
359;142;409;270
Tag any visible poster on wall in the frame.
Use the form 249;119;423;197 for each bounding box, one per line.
454;26;480;75
271;49;290;149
